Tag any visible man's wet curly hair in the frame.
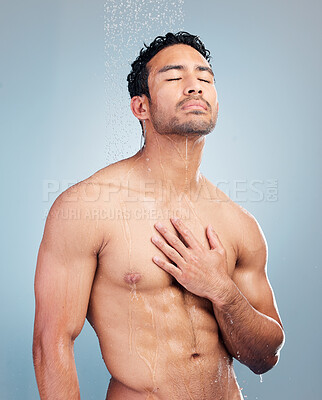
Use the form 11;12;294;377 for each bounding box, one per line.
127;31;212;101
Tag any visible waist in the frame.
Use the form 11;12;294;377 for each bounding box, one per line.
106;363;242;400
101;334;237;398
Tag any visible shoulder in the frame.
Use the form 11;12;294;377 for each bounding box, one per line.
231;202;268;269
42;180;101;253
48;159;130;216
43;158;135;245
43;163;124;249
203;178;267;265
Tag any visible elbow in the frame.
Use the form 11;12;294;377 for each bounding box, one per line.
251;326;285;375
250;354;279;375
248;325;285;375
32;330;44;368
32;343;41;369
32;328;74;369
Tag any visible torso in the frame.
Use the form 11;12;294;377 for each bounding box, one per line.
84;159;244;400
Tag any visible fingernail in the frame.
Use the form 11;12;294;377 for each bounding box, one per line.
155;222;162;229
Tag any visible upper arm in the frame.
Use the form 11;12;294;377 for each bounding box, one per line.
232;207;283;329
34;186;100;342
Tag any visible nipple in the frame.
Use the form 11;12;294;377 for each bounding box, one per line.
124;272;142;285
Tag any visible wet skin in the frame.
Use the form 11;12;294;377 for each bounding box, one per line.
34;160;281;400
85;163;245;400
33;44;284;400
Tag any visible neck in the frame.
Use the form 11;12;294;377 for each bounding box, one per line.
135;132;206;196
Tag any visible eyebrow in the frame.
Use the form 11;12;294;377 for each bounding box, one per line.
157;64;214;77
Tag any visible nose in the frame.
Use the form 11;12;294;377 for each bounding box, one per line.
183;77;203;96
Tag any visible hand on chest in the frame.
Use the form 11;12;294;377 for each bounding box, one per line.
98;205;237;292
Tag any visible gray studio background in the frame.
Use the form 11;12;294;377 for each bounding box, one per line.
1;0;321;399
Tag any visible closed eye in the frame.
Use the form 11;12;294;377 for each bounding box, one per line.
166;78;212;83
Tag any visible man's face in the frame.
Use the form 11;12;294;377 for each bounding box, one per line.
146;44;218;136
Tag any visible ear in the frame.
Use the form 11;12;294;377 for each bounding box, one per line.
130;95;149;121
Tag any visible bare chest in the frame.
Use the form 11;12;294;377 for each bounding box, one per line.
96;199;238;292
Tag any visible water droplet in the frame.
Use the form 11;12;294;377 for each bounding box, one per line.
104;0;185;163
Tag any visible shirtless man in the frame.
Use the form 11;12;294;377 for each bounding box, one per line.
33;31;285;399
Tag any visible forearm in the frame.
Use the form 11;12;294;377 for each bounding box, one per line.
211;279;285;374
33;337;80;400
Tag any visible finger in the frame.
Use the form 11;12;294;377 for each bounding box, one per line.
151;235;184;266
154;222;188;258
206;225;223;251
170;218;200;249
152;255;183;279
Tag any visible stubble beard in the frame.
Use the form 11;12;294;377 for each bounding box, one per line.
149;103;218;137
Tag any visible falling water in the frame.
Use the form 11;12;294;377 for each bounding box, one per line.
104;0;185;164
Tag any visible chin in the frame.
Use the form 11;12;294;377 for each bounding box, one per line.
175;120;216;136
151;113;217;136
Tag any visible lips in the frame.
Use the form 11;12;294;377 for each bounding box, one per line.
182;100;207;111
